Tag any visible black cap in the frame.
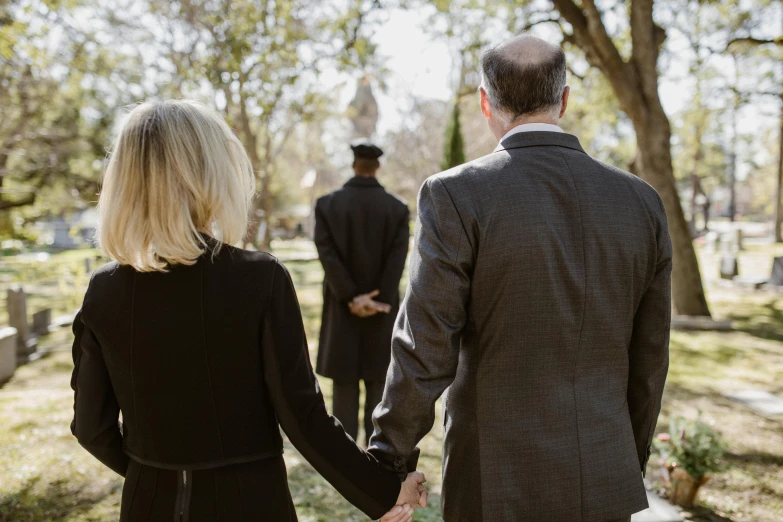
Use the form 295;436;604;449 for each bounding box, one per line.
351;142;383;160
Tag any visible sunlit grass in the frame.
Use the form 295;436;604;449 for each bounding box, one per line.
0;242;782;521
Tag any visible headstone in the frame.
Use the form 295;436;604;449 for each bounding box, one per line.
731;228;743;251
51;218;76;249
0;327;18;385
719;233;733;253
671;316;733;331
631;490;683;522
84;257;92;274
720;254;738;280
32;308;52;335
769;257;783;287
727;389;783;417
7;286;35;358
704;231;718;253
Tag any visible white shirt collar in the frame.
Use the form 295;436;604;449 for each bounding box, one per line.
494;123;565;152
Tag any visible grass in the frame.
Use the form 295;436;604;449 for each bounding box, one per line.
0;240;782;521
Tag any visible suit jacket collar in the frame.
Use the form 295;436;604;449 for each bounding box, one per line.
494;131;586;155
345;176;383;188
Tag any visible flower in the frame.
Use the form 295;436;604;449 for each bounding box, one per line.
658;433;671;443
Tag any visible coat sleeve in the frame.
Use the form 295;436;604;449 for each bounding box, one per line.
627;197;672;474
377;205;410;305
314;199;359;302
261;260;400;520
70;311;129;477
369;177;473;476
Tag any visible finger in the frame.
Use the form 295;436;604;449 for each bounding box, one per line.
368;289;380;298
380;505;403;522
390;505;413;522
409;471;426;484
418;488;428;508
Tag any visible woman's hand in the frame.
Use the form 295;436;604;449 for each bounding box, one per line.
379;471;427;521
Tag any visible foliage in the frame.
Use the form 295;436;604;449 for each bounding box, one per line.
0;0;143;230
441;100;466;170
654;413;727;481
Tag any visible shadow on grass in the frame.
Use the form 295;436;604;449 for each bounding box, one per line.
724;300;783;344
0;476;119;522
285;457;443;521
683;506;734;522
724;450;783;468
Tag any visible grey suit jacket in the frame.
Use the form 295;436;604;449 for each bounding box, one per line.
369;131;671;522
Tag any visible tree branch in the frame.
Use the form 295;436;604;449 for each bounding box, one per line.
0;193;36;211
726;36;783;50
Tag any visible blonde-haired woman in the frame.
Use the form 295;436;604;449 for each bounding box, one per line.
70;100;424;522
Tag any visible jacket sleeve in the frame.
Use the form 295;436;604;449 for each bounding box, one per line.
369;177;473;476
70;311;129;477
377;205;410;305
261;260;400;520
628;197;672;474
314;199;359;302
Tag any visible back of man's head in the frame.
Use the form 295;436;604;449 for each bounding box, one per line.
353;158;380;176
480;34;567;122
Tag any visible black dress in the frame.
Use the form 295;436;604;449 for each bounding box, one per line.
70;240;400;521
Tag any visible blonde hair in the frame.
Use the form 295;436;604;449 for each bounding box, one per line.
98;100;255;272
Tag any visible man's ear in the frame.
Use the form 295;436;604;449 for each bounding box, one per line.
559;86;570;119
479;87;492;120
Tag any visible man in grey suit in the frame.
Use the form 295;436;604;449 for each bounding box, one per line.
369;34;671;522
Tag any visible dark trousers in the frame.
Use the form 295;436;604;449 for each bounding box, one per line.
332;379;384;446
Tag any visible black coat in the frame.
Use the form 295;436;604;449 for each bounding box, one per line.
70;241;400;521
314;176;410;381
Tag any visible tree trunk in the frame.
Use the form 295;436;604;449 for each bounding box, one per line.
689;174;700;236
549;0;711;317
774;95;783;242
634;108;711;317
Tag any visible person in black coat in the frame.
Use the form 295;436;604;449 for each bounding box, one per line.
314;143;410;445
69;100;426;522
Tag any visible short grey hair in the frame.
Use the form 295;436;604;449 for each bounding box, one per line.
480;36;567;121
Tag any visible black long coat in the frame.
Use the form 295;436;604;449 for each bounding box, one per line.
69;241;401;521
314;176;410;381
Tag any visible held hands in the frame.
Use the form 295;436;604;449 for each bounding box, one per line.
379;471;428;522
349;290;392;318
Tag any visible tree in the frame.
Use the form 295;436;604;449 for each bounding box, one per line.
442;101;466;170
121;0;383;249
0;0;143;234
724;0;783;240
428;0;712;316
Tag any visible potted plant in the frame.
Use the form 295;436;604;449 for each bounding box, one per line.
653;413;727;508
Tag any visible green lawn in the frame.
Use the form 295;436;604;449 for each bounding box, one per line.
0;241;781;521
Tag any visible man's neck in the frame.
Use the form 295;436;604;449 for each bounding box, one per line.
354;172;377;179
494;115;560;141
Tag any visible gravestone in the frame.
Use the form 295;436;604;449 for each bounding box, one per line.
84;257;92;274
704;231;719;253
731;228;743;251
32;308;52;335
719;233;733;253
0;327;18;384
727;390;783;417
52;219;76;248
7;286;35;358
769;257;783;287
720;254;738;280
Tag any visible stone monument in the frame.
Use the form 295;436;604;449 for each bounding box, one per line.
347;75;378;139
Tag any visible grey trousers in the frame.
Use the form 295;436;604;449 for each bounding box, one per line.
332;379;384;446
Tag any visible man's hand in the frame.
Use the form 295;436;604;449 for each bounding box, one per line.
379;471;427;521
349;290;392;318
